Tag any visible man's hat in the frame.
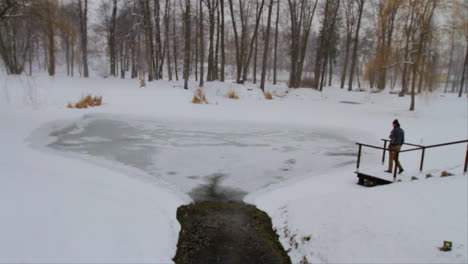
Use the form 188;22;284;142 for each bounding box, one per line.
393;119;400;126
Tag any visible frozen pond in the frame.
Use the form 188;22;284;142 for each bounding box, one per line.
44;114;356;201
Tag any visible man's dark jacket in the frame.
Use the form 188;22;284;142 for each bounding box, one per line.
390;127;405;146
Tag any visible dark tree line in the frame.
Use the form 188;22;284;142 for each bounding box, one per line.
0;0;466;106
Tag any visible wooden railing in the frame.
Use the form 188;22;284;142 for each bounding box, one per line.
356;139;468;181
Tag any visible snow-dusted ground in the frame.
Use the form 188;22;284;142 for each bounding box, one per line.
1;73;466;263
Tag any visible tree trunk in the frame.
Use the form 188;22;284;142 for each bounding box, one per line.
195;4;198;82
131;38;137;78
71;41;75;77
30;39;34;75
183;0;191;90
319;52;328;91
47;18;55;76
220;0;225;81
227;0;242;83
348;0;365;91
273;0;279;85
164;0;172;81
444;31;455;93
120;42;125;78
173;0;179;81
79;0;89;77
340;30;351;89
241;0;266;83
253;21;258;84
458;44;468;98
205;0;217;82
399;11;415;96
110;0;117;76
213;3;220;80
328;55;333;86
152;0;161;79
199;0;204;87
296;0;318;87
141;0;154;81
260;0;274;92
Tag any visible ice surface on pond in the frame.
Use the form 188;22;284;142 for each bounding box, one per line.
47;114;356;200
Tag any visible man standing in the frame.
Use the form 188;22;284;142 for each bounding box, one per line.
386;119;405;174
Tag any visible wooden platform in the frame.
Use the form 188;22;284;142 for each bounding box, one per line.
355;171;393;187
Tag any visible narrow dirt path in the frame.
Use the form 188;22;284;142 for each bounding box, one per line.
173;201;291;264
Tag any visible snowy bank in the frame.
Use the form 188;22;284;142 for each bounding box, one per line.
1;73;466;263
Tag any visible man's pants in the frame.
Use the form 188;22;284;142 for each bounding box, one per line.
388;145;403;172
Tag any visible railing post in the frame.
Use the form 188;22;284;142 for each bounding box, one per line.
464;145;468;174
357;144;362;172
420;147;426;172
382;140;387;165
393;151;399;182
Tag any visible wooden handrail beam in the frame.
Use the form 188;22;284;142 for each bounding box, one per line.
424;140;468;149
381;138;424;148
357;139;468;180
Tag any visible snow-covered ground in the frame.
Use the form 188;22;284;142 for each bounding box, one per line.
1;73;466;263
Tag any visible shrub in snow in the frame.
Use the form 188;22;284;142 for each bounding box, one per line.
411;176;419;181
192;89;208;104
426;173;433;178
226;90;239;99
67;94;103;109
264;91;273;100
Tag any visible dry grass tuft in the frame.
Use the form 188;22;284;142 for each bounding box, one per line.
192;88;208;104
227;90;239;99
411;176;419;181
67;94;103;109
440;171;454;177
264;91;273;100
425;173;433;178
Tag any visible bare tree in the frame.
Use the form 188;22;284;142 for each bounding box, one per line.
164;0;172;80
399;0;416;96
154;0;163;79
78;0;89;77
409;0;438;110
172;0;178;80
273;0;280;84
59;3;77;77
32;0;60;76
287;0;318;88
260;0;274;91
347;0;365;91
219;0;225;81
228;0;266;84
110;0;117;76
199;0;204;87
203;0;219;81
0;0;33;74
183;0;191;89
458;44;467;97
139;0;154;81
0;0;22;21
339;0;356;88
314;0;340;91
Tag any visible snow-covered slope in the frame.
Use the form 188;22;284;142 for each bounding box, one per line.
1;73;466;263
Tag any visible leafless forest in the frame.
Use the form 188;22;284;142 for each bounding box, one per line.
0;0;467;105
